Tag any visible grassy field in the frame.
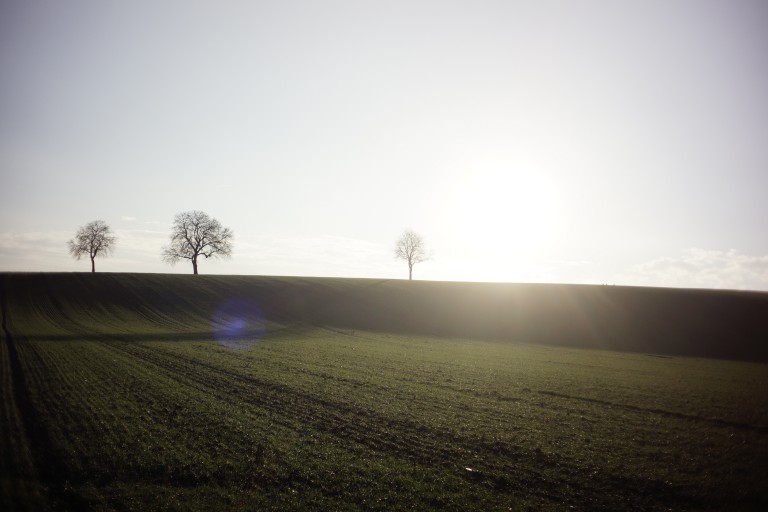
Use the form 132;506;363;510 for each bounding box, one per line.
2;273;767;511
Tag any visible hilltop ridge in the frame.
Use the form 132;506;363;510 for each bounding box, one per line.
2;272;767;361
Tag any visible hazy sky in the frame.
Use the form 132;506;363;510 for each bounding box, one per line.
2;0;767;290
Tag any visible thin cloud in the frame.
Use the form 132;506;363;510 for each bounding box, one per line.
622;248;768;291
0;231;72;271
0;229;169;273
0;230;68;252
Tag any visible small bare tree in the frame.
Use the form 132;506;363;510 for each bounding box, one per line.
67;220;116;272
395;229;428;280
162;210;233;274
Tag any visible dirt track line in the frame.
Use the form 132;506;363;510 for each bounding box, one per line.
108;342;493;461
105;341;694;508
538;390;768;432
0;282;91;511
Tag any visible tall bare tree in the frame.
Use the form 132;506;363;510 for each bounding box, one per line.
162;210;233;274
395;229;428;280
67;220;116;272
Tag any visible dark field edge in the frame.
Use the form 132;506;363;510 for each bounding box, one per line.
1;277;90;511
4;272;768;362
538;390;768;433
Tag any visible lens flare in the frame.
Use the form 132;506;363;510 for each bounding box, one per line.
212;299;265;349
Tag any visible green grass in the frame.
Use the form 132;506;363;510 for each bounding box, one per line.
2;273;767;510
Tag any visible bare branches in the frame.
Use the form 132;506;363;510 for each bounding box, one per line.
161;210;233;274
67;220;116;272
395;229;428;280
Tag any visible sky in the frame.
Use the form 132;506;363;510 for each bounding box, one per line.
1;0;767;290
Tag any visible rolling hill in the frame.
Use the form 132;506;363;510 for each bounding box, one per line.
2;272;768;510
2;272;767;361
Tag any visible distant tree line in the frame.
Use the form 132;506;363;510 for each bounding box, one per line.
69;212;428;278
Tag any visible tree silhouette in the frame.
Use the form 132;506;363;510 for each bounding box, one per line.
162;210;233;274
67;220;116;272
395;229;428;280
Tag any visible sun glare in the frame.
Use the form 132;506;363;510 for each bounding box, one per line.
435;167;560;281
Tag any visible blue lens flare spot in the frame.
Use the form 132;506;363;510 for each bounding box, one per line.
212;299;265;349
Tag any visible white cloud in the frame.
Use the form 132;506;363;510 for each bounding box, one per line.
121;216;137;222
0;231;68;250
622;248;768;291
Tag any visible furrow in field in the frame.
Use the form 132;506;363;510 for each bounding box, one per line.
41;275;203;336
15;338;282;494
1;334;91;508
0;288;49;511
14;339;126;480
538;390;768;432
108;341;494;459
12;331;675;509
102;340;695;508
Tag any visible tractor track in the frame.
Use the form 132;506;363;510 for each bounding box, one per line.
103;339;699;509
1;279;91;511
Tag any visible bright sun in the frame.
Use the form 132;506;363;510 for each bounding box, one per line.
435;167;560;281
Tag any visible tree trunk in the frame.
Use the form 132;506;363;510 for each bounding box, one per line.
91;256;96;273
408;264;413;280
192;257;198;275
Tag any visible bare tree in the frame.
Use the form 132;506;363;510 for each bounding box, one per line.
67;220;116;273
395;229;428;280
162;210;233;274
